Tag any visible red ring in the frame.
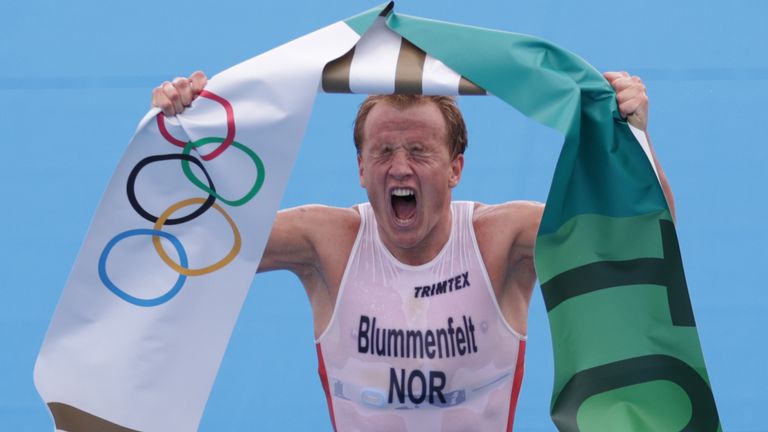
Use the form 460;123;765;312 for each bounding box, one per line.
155;90;236;161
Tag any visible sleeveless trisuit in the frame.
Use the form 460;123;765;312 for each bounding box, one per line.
316;201;526;431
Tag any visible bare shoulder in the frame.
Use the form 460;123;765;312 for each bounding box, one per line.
258;204;360;274
472;200;544;261
277;204;361;231
473;201;544;240
473;200;544;220
276;204;361;253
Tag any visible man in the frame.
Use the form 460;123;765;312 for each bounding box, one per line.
152;70;673;431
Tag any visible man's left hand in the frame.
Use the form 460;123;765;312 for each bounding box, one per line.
604;71;649;132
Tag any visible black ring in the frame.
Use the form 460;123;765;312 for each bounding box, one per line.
126;154;216;225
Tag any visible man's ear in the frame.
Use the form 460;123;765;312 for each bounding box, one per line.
449;154;464;188
358;153;366;188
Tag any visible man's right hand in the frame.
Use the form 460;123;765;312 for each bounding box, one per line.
151;71;208;116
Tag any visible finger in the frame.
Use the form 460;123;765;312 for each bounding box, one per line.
610;76;644;95
617;83;648;116
189;70;208;99
619;94;647;118
173;77;194;107
152;83;176;116
616;83;644;105
162;81;184;115
610;77;632;93
603;70;629;84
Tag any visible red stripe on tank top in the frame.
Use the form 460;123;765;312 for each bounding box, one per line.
506;339;526;431
316;344;339;432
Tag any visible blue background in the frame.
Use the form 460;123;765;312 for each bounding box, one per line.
2;1;766;430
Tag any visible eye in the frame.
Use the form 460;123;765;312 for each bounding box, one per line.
373;145;394;159
408;144;428;158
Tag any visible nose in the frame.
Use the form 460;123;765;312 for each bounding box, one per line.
389;149;413;180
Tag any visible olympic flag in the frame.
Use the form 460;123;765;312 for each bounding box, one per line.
34;3;720;431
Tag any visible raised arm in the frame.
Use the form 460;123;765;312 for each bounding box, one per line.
257;205;358;276
475;72;671;335
257;205;360;336
150;71;318;275
473;200;544;336
149;72;359;277
604;71;676;219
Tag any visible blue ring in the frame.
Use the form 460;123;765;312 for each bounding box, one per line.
98;229;188;307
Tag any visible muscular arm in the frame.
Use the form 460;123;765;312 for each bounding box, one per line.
150;71;359;279
151;73;360;335
258;205;359;273
474;201;544;336
256;206;321;275
257;205;360;337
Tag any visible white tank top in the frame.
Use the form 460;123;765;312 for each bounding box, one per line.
316;201;526;432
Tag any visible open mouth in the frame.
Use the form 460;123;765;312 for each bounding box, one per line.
391;188;417;225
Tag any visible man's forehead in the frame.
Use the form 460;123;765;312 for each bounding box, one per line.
363;101;448;141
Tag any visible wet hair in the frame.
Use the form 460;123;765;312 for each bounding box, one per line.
353;95;468;159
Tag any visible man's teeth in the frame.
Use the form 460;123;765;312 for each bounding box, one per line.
392;188;415;197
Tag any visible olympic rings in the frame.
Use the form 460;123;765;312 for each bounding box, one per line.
152;197;241;276
181;137;265;207
156;90;236;161
99;229;188;307
126;153;217;225
102;92;259;307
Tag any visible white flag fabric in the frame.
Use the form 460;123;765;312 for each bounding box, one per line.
33;17;362;432
33;5;481;431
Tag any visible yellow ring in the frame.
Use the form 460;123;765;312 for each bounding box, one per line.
152;197;241;276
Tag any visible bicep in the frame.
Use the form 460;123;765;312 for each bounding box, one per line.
499;201;544;265
474;201;543;281
475;202;543;332
501;202;543;311
256;207;317;274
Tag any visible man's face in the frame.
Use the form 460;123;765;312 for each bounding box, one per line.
358;100;464;258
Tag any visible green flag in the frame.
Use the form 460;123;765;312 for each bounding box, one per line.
382;7;721;432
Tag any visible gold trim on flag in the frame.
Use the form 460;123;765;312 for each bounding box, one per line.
321;35;486;95
322;47;355;93
459;76;486;95
394;38;426;94
48;402;140;432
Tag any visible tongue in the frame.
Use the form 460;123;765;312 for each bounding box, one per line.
392;196;417;221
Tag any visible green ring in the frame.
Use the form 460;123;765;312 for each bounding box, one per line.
181;137;266;207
